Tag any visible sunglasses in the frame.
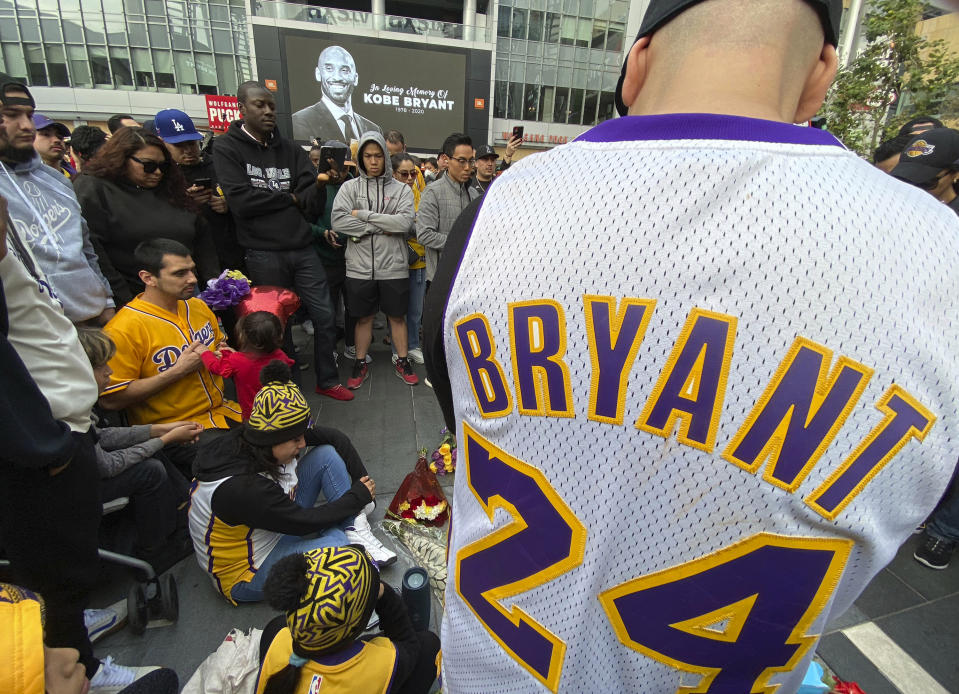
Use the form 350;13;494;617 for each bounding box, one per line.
395;170;416;179
130;156;169;174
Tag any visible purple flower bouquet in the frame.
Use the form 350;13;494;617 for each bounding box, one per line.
198;270;251;310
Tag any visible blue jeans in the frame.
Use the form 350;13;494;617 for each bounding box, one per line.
245;248;340;388
230;444;354;602
392;267;426;353
928;473;959;543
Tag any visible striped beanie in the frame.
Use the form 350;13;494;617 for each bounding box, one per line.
243;360;311;446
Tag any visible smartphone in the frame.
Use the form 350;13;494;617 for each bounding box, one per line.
193;177;212;189
320;145;347;169
511;126;524;141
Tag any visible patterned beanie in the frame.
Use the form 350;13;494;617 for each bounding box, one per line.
243;360;311;446
287;546;379;654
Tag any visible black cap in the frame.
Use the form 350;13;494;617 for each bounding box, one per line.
891;129;959;185
614;0;843;117
476;144;498;159
0;72;35;110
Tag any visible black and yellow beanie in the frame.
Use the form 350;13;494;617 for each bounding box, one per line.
243;360;311;446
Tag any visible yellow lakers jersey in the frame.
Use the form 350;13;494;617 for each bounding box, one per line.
256;627;397;694
104;295;241;427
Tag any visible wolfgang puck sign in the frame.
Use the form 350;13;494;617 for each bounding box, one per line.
206;95;240;132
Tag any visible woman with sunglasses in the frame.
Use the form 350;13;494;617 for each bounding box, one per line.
390;152;428;366
75;127;219;306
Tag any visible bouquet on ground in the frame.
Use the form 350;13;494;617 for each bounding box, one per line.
428;427;457;475
198;269;251;310
388;452;449;526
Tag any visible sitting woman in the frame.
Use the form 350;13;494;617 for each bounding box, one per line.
74;127;219;306
188;361;395;604
256;546;440;694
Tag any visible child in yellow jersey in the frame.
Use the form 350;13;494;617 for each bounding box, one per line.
256;546;440;694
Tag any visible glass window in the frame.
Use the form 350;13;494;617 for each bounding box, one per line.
597;91;615;121
89;47;111;85
507;81;523;120
41;18;62;42
110;46;134;87
19;18;41;42
44;44;70;86
606;22;624;53
106;16;127;45
553;86;568;122
0;20;18;41
567;88;583;124
2;43;26;81
68;45;91;86
576;18;590;47
559;15;576;45
572;67;586;88
214;53;237;94
25;44;47;86
539;85;554;122
527;41;542;58
63;19;84;43
84;16;106;44
583;89;598;125
544;12;560;42
563;0;577;13
170;18;191;50
509;60;525;83
152;49;175;89
609;0;627;22
528;10;544;41
591;20;606;48
195;52;217;85
148;20;170;48
579;0;593;16
174;50;196;85
212;28;231;52
497;7;510;37
523;83;539;120
124;0;146;12
128;21;148;46
145;0;165;17
131;47;154;87
494;80;508;119
511;8;527;39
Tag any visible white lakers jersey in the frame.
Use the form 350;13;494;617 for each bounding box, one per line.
440;114;959;693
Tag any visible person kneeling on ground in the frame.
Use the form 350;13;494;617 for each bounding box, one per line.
257;546;440;694
188;361;396;604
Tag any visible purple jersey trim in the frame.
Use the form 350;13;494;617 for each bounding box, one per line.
575;114;846;148
312;640;365;665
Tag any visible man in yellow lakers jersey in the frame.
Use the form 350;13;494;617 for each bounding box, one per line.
256;546;440;694
100;238;241;430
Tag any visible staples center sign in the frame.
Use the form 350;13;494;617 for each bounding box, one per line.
206;95;240;132
500;131;568;145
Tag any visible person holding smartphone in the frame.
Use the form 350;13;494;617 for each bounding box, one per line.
156;109;243;273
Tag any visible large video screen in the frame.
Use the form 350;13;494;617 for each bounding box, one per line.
284;33;467;149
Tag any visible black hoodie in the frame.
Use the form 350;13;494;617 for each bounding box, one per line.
212;121;326;251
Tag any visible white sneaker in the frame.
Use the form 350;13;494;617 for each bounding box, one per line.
344;345;372;363
407;348;424;364
302;319;315;336
362;500;375;516
391;353;399;365
89;656;160;694
345;513;397;567
84;607;123;643
424;377;432;389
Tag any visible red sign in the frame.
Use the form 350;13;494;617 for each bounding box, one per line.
474;98;486;110
205;95;240;133
265;79;278;91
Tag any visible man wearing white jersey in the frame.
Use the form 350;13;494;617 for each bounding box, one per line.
424;1;959;692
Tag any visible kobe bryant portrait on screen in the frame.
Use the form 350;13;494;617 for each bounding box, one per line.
292;45;383;143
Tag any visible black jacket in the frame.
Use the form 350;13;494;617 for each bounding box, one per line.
212;121;326;251
194;425;371;535
180;155;244;271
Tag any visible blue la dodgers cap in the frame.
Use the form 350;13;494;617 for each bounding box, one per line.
154;108;203;143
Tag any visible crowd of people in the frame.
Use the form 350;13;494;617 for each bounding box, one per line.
4;0;959;692
0;71;521;694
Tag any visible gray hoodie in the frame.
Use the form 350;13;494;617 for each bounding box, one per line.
331;132;415;281
0;153;113;322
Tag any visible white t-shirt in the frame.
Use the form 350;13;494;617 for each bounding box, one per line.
440;114;959;693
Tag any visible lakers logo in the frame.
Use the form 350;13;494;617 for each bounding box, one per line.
905;140;935;158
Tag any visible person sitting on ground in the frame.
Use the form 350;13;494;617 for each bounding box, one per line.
75;127;219;306
200;310;294;420
189;361;396;604
331;132;417;388
78;326;199;570
0;583;180;694
68;125;107;172
256;546;440;694
100;238;241;478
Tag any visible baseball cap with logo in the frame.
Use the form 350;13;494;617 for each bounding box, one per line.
891;128;959;185
154;108;202;144
31;113;70;138
614;0;844;117
476;144;498;160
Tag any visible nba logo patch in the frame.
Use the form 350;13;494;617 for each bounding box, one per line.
308;673;323;693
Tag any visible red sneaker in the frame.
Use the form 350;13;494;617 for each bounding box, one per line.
394;357;419;385
347;362;369;390
316;384;355;401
